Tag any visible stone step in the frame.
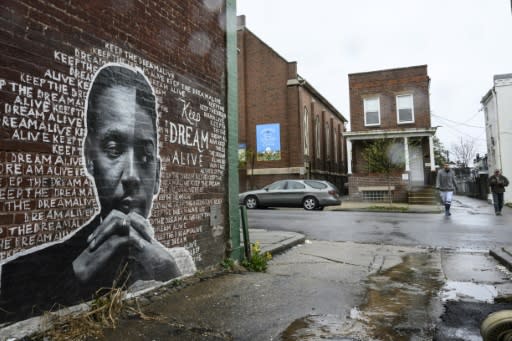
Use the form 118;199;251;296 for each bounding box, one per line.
408;187;438;205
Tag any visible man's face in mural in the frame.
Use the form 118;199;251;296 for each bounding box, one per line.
86;85;160;219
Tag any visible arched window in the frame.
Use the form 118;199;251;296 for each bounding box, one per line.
325;122;330;159
334;126;338;163
303;106;309;156
315;116;320;158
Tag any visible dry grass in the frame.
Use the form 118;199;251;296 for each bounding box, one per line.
39;286;124;340
35;266;136;341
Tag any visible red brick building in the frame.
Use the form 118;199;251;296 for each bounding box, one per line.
237;16;348;192
346;65;437;202
0;0;235;323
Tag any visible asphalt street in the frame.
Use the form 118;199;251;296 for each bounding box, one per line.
246;196;512;252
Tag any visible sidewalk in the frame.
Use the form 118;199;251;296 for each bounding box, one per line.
324;197;442;213
247;228;306;255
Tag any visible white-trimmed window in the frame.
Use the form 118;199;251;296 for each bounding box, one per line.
396;94;414;124
364;97;380;126
303;106;309;156
340;131;344;164
315;116;320;158
334;126;338;163
325;122;330;159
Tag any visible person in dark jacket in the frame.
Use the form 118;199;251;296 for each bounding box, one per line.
436;163;458;216
489;169;509;216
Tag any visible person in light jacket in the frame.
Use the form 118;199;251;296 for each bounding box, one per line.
436;163;458;216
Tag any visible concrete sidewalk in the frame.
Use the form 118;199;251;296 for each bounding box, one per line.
247;228;306;255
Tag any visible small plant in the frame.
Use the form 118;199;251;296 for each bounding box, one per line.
242;241;272;272
221;258;236;270
170;278;183;288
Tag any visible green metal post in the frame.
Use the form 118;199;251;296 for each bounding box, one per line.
239;205;251;259
226;0;242;261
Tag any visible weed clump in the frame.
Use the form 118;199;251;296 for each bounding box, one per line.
242;241;272;272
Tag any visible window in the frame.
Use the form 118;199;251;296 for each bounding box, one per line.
325;122;330;159
364;97;380;126
287;181;306;190
304;180;327;189
303;107;309;156
315;116;321;157
267;180;287;190
334;127;338;163
363;191;389;202
396;94;414;123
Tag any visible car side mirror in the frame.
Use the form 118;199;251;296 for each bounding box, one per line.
264;187;269;191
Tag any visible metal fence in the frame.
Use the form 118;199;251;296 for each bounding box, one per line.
454;168;489;200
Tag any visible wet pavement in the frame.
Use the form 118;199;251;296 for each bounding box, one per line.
3;195;512;340
99;241;437;341
281;251;444;341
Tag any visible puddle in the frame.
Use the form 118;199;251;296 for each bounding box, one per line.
280;252;443;341
438;326;482;341
280;314;367;341
441;281;497;303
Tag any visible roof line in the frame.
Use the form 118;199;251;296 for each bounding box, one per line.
297;76;348;122
348;64;428;77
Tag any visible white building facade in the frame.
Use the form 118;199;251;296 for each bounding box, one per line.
481;74;512;203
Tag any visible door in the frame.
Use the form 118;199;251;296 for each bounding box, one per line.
259;180;287;206
409;145;425;185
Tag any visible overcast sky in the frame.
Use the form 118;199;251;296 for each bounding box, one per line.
236;0;512;158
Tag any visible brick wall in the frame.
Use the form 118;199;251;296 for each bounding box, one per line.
238;21;346;192
348;174;408;202
0;0;229;322
349;65;431;132
238;26;292;169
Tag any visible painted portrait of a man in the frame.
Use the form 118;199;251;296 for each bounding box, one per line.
0;64;194;322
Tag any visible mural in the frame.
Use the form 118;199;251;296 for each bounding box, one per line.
256;123;281;161
0;43;227;322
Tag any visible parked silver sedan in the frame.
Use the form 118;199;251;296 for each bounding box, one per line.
239;179;341;210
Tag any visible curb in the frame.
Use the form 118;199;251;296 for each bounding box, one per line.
490;248;512;272
265;235;306;256
327;208;443;214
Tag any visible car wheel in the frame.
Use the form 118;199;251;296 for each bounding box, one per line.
244;196;259;209
303;196;318;210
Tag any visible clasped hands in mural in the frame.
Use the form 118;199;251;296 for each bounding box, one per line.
73;209;179;284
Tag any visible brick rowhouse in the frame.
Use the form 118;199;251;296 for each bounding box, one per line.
346;65;437;202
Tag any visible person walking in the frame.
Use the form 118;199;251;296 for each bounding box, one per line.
489;169;509;216
436;163;458;216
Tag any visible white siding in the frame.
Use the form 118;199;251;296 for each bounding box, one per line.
483;76;512;203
